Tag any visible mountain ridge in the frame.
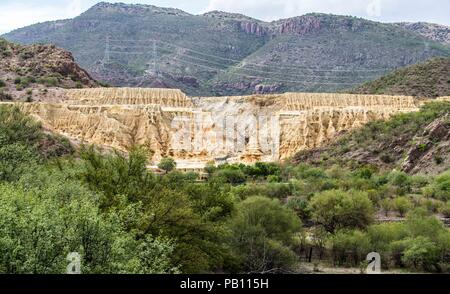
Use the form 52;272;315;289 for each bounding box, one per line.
3;3;450;96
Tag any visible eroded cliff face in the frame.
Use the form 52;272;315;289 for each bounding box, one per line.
15;88;422;167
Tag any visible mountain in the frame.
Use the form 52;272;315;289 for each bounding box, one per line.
3;2;450;96
0;38;98;102
350;57;450;98
395;22;450;45
293;100;450;175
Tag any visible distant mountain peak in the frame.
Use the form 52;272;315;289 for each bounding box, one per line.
85;1;191;16
3;3;450;96
202;10;264;23
395;22;450;44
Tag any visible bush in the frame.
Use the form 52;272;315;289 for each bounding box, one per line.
310;189;374;233
397;237;440;272
38;76;59;87
213;168;246;185
0;79;5;87
427;171;450;201
286;197;311;222
440;201;450;218
393;197;413;217
158;157;176;173
0;183;178;274
0;90;12;101
329;229;370;267
229;196;301;273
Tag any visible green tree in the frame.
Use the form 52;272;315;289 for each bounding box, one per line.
310;190;374;233
396;237;440;271
228;196;301;273
439;201;450;218
158;157;177;173
0;183;177;274
329;229;370;266
393;197;412;217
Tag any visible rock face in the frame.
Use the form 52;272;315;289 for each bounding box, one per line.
14;88;425;168
0;38;98;102
401;114;450;174
395;22;450;45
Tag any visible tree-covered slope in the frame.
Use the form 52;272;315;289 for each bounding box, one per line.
3;2;450;96
293;101;450;175
350;57;450;98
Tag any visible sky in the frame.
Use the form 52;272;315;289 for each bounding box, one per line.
0;0;449;34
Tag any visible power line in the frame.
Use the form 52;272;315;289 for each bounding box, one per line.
169;56;360;85
171;51;377;81
103;36;110;64
109;44;379;81
108;38;392;72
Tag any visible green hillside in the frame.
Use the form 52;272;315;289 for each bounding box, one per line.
294;101;450;175
3;2;450;96
350;57;450;97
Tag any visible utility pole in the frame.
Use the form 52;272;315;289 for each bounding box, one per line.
153;40;158;76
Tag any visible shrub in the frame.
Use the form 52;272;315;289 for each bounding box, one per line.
0;183;178;274
286;197;311;222
229;196;301;273
310;189;374;233
158;157;176;173
397;237;440;272
393;197;413;217
329;229;370;267
440;201;450;218
422;171;450;201
38;76;59;87
0;90;12;101
213;168;246;185
380;198;393;216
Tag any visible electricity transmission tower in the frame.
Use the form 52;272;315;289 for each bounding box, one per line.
145;40;159;77
103;35;110;64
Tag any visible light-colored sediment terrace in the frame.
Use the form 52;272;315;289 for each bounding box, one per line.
2;87;443;171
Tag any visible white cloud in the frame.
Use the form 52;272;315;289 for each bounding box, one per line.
0;1;84;34
204;0;374;21
204;0;450;25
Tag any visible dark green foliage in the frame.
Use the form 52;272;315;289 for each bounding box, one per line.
310;190;374;233
228;196;301;273
158;157;176;173
0;105;73;181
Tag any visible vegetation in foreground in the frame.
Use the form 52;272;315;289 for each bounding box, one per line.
0;104;449;274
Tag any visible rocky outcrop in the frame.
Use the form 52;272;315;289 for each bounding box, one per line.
239;22;267;36
0;38;98;102
395;22;450;45
402;114;450;174
12;88;425;168
274;16;322;35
